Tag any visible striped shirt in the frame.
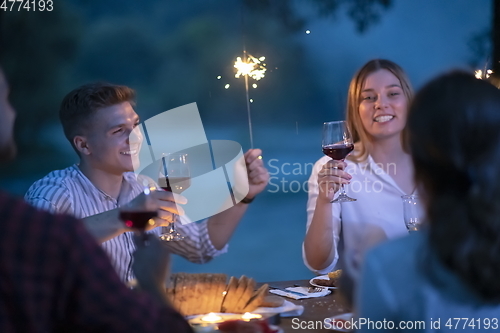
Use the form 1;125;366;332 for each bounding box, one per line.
25;164;227;281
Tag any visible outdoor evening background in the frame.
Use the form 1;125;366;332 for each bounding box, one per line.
0;0;491;281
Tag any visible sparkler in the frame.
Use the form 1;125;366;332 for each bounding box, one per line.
475;69;493;80
233;52;267;148
234;54;267;81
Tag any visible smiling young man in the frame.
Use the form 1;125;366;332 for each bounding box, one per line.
25;82;269;282
0;69;193;331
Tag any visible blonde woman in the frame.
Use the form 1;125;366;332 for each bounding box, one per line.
304;59;416;275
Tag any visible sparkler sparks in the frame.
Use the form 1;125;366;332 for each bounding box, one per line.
234;55;267;81
475;69;493;80
228;52;268;148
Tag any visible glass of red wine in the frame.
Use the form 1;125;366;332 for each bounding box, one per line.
322;120;356;203
158;153;191;241
119;187;158;242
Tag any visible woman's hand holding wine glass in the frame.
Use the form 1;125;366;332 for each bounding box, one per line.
318;160;351;200
320;121;356;203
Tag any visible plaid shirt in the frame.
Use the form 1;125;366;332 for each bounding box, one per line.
0;190;193;333
25;165;227;281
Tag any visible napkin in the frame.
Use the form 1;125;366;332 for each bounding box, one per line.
281;304;305;317
269;286;331;300
255;299;305;317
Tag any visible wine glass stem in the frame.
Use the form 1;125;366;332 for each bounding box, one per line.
339;184;347;196
165;214;178;233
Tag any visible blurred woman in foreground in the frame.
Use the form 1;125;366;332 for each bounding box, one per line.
357;71;500;329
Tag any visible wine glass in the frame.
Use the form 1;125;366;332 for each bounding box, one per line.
158;153;191;241
401;195;423;232
119;187;158;243
322;120;356;203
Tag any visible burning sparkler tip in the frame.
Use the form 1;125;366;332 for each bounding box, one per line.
234;53;267;81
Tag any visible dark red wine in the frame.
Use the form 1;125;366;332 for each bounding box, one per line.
323;143;354;160
158;177;191;193
119;211;158;230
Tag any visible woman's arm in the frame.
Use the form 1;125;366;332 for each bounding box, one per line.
303;157;349;273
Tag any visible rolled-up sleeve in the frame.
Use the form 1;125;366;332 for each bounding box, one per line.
160;217;227;264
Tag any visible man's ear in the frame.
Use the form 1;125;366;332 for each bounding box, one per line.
74;136;91;155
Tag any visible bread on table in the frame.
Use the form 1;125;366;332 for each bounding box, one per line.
242;283;268;312
260;295;285;308
167;273;272;316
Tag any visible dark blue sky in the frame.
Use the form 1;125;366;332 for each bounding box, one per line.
300;0;491;113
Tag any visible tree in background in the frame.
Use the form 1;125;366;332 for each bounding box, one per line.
490;0;500;87
244;0;392;34
0;4;81;181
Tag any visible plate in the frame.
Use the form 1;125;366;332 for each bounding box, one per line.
253;299;302;317
326;312;353;332
309;275;338;289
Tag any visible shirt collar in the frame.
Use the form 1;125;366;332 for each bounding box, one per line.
72;164;138;203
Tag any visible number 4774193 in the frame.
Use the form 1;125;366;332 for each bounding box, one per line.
0;0;54;11
445;318;499;330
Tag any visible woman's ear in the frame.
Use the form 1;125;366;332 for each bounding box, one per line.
74;136;91;155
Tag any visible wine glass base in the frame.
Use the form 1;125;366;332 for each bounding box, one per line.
331;195;357;203
159;232;185;242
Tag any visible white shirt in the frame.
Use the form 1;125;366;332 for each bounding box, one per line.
303;155;410;275
25;165;227;281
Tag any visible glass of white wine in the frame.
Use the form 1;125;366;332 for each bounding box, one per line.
158;153;191;241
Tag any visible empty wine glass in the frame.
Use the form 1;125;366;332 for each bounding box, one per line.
158;153;191;241
322;120;356;203
401;195;424;232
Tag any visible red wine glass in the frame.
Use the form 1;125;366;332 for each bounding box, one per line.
119;187;158;242
322;120;356;203
158;153;191;241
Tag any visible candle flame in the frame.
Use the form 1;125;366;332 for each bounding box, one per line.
241;312;262;321
201;313;223;323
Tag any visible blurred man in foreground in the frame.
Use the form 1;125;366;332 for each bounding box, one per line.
0;69;192;332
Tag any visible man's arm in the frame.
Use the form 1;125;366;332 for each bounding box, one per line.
207;149;269;250
50;210;192;332
25;181;128;243
81;208;127;242
28;186;185;243
132;234;172;306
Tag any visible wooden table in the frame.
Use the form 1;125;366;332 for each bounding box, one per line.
260;280;351;333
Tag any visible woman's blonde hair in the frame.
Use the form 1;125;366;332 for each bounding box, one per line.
346;59;413;162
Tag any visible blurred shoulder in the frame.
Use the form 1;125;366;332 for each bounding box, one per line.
26;164;80;194
365;232;425;270
1;190;79;228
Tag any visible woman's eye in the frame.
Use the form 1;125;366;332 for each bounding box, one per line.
113;128;122;134
362;95;374;101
